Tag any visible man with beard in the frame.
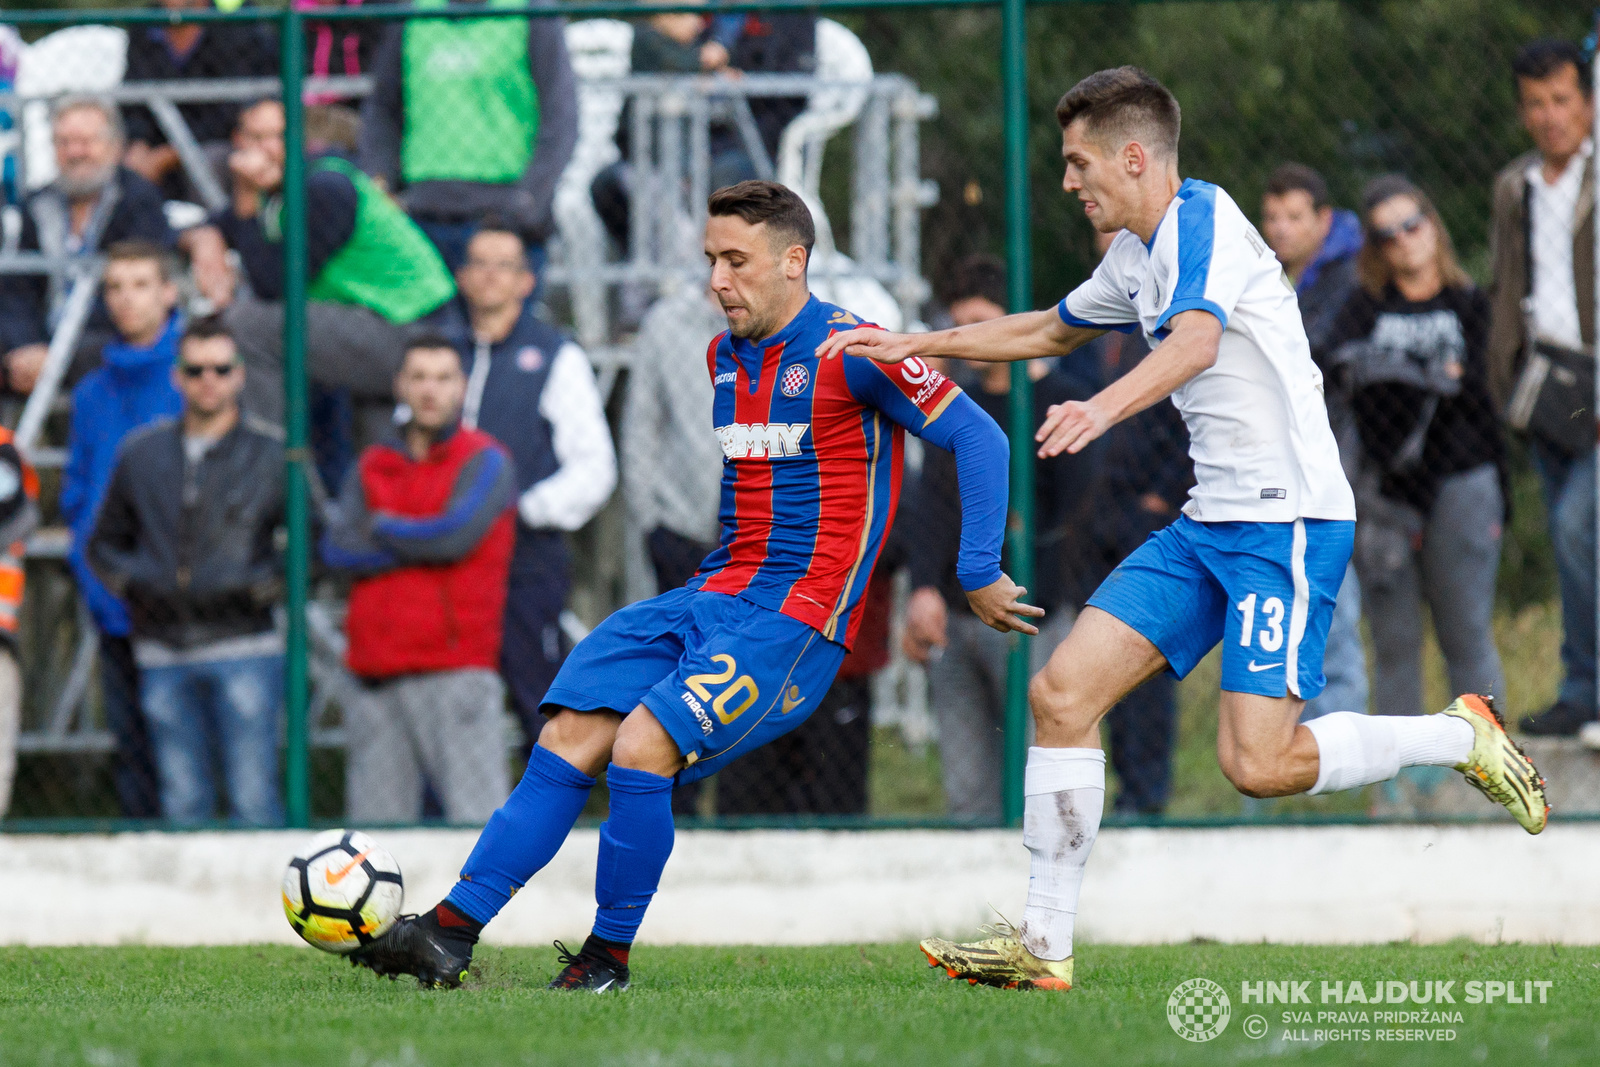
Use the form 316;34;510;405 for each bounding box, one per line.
0;96;173;395
345;180;1025;992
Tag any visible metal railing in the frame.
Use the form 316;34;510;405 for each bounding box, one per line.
0;11;951;811
552;71;937;351
0;68;938;362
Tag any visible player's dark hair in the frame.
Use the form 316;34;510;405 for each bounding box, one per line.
401;330;464;368
1513;39;1591;97
1264;163;1330;211
180;314;234;349
105;238;177;283
945;254;1008;309
708;180;816;260
1055;66;1181;160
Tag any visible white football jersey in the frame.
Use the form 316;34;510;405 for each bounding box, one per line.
1060;178;1355;523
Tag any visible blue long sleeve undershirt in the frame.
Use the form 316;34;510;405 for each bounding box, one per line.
916;391;1010;592
839;353;1010;594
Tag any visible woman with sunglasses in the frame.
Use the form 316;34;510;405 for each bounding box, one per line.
1322;175;1507;729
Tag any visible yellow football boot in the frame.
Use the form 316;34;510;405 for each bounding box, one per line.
918;922;1073;991
1442;695;1550;834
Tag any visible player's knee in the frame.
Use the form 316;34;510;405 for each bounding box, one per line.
608;728;654;772
1028;669;1085;731
540;708;614;746
1027;671;1059;721
610;710;688;777
536;708;620;774
1221;753;1295;799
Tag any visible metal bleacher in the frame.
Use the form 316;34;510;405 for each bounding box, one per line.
0;18;937;763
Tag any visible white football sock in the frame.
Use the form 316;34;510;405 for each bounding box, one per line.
1305;712;1475;795
1394;713;1476;767
1020;747;1105;962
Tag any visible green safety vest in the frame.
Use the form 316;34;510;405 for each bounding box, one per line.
401;0;539;185
269;157;456;324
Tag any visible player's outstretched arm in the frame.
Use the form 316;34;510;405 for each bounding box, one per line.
841;350;1044;633
1034;309;1222;458
912;386;1043;635
816;309;1102;366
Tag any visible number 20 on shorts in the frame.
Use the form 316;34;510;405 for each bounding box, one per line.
1235;593;1285;652
685;654;760;725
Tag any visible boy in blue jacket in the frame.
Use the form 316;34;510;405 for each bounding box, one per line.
60;240;183;817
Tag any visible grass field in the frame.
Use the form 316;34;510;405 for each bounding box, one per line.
3;941;1595;1066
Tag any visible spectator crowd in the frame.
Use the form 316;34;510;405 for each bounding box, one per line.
0;8;1594;825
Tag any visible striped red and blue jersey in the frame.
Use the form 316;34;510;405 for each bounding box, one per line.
689;295;1008;649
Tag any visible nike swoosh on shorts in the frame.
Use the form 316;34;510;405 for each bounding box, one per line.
1247;661;1282;672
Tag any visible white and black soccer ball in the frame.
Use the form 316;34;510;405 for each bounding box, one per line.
282;829;404;954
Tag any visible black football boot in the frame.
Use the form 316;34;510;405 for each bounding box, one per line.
548;934;631;992
349;906;478;989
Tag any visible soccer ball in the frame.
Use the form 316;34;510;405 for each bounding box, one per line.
282;829;404;953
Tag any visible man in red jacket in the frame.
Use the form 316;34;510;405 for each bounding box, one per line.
322;333;517;824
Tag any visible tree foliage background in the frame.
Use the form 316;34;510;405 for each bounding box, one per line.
830;0;1591;608
839;0;1588;304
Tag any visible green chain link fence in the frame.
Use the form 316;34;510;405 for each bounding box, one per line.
0;0;1591;831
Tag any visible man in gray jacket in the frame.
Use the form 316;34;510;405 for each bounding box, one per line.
88;316;286;826
1487;40;1596;736
359;0;579;274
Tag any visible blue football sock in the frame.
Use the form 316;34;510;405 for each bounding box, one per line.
591;764;676;945
446;745;596;925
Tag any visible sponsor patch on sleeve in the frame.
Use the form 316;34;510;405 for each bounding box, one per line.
880;357;961;422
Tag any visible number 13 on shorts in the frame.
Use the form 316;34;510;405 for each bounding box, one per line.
1235;593;1286;652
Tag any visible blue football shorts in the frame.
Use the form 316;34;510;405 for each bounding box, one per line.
540;587;846;783
1086;515;1354;700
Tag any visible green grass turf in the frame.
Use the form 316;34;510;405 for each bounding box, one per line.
1;942;1596;1066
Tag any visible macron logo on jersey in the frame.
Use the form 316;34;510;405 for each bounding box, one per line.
716;422;810;459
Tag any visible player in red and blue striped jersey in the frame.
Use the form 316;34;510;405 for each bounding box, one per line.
693;294;986;648
350;181;1038;993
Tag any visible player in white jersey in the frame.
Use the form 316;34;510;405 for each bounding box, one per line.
817;67;1548;992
